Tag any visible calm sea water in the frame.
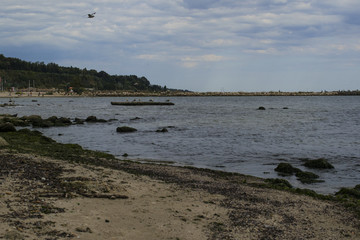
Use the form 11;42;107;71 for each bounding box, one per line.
1;96;359;194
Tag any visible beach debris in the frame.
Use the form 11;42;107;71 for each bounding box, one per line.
76;227;93;233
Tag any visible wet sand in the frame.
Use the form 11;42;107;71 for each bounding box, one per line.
1;149;359;240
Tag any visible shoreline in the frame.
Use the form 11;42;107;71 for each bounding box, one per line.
1;130;360;239
1;90;360;98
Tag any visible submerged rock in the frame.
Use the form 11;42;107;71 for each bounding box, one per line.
258;106;266;110
303;158;334;169
116;126;137;133
295;171;321;184
74;118;85;124
46;116;72;127
274;163;301;175
86;116;107;123
85;116;98;122
130;117;142;121
156;128;168;133
275;162;323;184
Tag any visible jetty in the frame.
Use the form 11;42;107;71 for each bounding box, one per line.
111;101;174;106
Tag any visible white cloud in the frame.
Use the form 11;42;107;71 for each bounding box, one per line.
1;0;360;91
181;54;225;68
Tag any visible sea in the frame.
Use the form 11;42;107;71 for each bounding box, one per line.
1;96;359;194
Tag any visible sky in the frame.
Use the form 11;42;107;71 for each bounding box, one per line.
1;0;360;92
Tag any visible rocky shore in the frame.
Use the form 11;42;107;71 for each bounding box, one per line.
1;128;360;239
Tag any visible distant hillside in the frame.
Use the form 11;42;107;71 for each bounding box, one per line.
0;54;167;93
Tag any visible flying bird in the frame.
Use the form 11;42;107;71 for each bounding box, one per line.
88;12;96;18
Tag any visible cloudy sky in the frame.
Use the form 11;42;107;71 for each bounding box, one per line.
1;0;359;92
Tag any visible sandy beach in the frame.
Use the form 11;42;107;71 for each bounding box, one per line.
1;146;360;240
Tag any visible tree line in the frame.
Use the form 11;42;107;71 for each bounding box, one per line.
0;54;167;93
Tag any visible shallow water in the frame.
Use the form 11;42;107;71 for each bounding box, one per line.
2;96;359;194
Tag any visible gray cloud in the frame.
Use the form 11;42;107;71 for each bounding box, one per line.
1;0;359;91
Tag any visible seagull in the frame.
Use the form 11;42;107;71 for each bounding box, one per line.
88;12;96;18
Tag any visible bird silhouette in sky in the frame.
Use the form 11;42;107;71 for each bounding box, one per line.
88;12;96;18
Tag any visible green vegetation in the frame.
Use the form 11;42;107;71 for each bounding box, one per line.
0;129;115;164
0;54;166;93
295;171;322;184
303;158;335;169
274;162;301;175
274;162;323;184
264;178;293;189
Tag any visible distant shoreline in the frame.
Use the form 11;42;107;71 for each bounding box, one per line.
0;90;359;98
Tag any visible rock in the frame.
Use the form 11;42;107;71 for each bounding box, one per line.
130;117;142;121
86;116;107;123
336;185;360;199
75;227;92;233
303;158;334;169
0;136;9;146
85;116;98;122
274;163;301;175
122;153;129;157
116;126;137;133
258;106;266;110
21;115;42;122
265;178;293;188
56;117;72;126
74;118;85;124
156;128;168;133
46;116;72;126
0;122;16;132
295;171;321;184
46;116;58;123
4;230;25;240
